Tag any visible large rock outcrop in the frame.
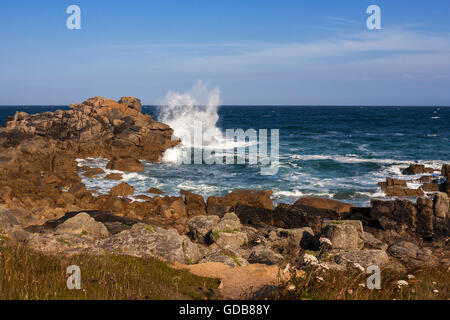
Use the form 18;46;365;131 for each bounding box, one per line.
1;96;178;162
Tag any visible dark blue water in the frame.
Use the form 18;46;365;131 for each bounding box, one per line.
1;105;449;206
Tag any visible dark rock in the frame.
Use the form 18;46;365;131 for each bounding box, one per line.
293;197;354;214
181;190;206;217
402;164;434;175
106;157;144;172
416;197;434;239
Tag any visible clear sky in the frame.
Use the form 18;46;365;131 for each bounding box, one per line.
1;0;450;105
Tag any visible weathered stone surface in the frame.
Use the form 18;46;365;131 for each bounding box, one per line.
0;206;20;230
81;167;105;178
441;164;450;178
104;173;123;180
433;192;448;219
416;197;434;238
321;220;363;250
384;186;425;197
188;215;220;244
211;190;274;210
97;223;201;264
206;197;231;217
234;203;328;233
1;96;177;162
387;241;420;263
0;207;31;242
106;157;144;172
118;96;142;113
181;190;206;217
362;231;388;251
269;227;315;252
293;197;354;214
147;187;163;194
248;245;284;265
200;248;248;268
421;183;441;192
26;210;139;235
402;164;434;175
209;213;248;249
371;198;417;232
332;249;390;268
393;199;417;231
55;212;109;239
386;178;408;187
110;182;134;197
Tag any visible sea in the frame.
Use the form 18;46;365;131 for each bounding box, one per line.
1;103;449;207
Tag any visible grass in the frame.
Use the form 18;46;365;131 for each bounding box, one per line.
220;252;242;267
276;265;450;300
0;243;221;300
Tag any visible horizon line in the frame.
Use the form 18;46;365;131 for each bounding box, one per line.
0;104;449;108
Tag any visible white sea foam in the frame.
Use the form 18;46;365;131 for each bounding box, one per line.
158;81;256;163
291;154;445;169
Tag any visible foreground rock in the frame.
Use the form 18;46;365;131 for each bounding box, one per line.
55;212;109;239
97;223;201;264
321;220;364;250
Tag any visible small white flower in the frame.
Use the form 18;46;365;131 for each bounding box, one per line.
432;281;437;285
304;253;318;266
397;280;409;288
318;263;330;270
352;263;365;273
433;289;439;294
287;284;296;291
283;263;291;274
319;237;333;246
316;276;324;282
407;274;415;280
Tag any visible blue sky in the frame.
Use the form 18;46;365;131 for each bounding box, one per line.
1;0;450;105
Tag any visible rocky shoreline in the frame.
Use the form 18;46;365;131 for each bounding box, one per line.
0;96;449;298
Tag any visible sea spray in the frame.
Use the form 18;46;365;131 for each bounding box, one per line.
158;81;223;163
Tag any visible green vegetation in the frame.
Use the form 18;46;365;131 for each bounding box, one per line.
0;243;220;300
220;252;242;267
144;225;154;233
181;243;193;265
56;238;71;246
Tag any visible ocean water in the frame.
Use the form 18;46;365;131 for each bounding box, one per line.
1;105;449;207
